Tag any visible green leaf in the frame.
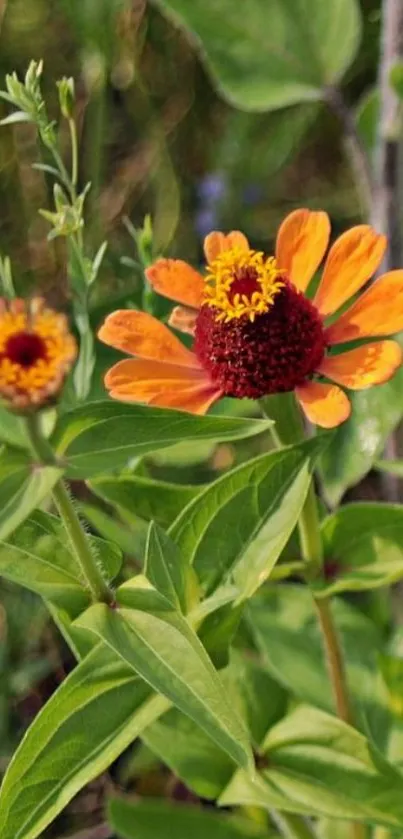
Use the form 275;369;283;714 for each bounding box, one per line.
313;503;403;597
170;438;323;596
90;474;203;527
75;597;253;772
221;706;403;827
247;584;389;743
319;370;403;506
52;401;271;478
0;510;120;613
108;797;272;839
198;600;244;669
143;651;286;799
145;522;187;611
379;655;403;718
0;111;33;125
0;644;170;839
355;86;379;157
152;0;361;112
390;60;403;98
79;501;148;558
0;449;61;540
318;819;351;839
0;408;28;448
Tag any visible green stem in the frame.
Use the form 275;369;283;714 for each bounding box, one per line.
313;597;353;725
69;117;78;191
261;393;322;579
272;811;317;839
261;393;355;746
25;414;114;605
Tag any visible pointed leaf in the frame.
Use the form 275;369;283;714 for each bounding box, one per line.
221;706;403;828
52;401;271;478
145;522;187;611
314;502;403;597
0;645;169;839
143;651;286;799
170;438;324;595
75;599;253;772
0;449;61;540
108;797;272;839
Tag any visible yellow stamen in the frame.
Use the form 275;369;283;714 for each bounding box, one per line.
204;247;284;323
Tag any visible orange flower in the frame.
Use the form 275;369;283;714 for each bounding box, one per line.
99;209;403;428
0;297;77;411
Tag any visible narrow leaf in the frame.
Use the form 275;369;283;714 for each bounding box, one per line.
145;522;187;611
75;599;253;771
52;401;271;478
0;645;168;839
108;797;272;839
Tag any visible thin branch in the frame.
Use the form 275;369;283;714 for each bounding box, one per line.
325;85;374;216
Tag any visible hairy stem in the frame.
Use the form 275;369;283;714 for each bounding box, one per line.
25;414;114;605
69;117;79;190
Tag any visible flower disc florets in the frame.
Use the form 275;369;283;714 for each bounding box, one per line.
204;247;284;322
0;298;77;411
195;279;326;400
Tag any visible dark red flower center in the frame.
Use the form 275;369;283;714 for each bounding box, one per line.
5;331;47;368
194;280;326;399
228;266;260;301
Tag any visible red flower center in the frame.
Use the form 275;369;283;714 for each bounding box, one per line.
5;331;47;368
194;280;326;399
228;266;260;302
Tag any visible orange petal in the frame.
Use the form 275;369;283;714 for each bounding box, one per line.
275;208;331;292
149;386;221;414
98;310;197;367
326;270;403;344
313;226;387;317
104;358;221;415
318;341;402;390
295;381;351;428
145;259;204;308
204;230;249;264
169;305;198;335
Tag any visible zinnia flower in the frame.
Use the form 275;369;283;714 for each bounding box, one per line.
99;209;403;428
0;297;76;411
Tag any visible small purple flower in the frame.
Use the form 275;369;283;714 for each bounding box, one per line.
197;172;226;204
